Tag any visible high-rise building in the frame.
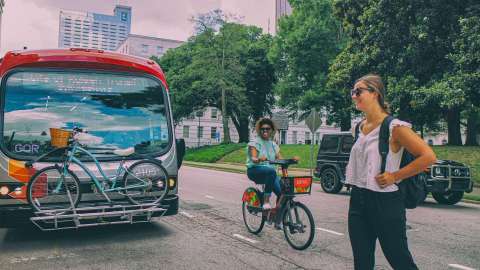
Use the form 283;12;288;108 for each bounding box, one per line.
0;0;5;50
117;34;183;59
58;5;131;51
275;0;292;28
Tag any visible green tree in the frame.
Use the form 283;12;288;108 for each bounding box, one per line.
269;0;346;126
446;6;480;145
330;0;477;143
156;19;275;143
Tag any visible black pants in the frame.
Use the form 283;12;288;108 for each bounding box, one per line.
348;186;418;270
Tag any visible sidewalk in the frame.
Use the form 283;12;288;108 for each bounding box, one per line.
183;161;480;204
183;161;313;176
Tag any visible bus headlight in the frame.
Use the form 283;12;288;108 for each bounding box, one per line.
0;186;10;196
168;178;176;188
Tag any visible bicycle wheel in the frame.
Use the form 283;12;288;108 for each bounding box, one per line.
123;159;169;205
242;187;265;234
27;166;81;214
282;201;315;250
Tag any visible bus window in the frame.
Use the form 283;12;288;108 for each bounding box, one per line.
2;70;172;160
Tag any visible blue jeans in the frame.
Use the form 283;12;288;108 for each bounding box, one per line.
247;166;281;197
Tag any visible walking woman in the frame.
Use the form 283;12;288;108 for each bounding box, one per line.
346;74;436;270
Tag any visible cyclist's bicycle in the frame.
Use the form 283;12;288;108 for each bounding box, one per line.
241;159;315;250
26;128;169;214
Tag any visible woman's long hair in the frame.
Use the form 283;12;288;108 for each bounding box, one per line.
355;74;391;114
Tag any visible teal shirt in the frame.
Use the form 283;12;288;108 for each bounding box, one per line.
246;136;280;168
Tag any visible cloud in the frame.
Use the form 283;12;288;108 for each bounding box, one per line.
1;0;275;55
1;0;59;54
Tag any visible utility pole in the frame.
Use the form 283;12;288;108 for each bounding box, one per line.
197;111;201;148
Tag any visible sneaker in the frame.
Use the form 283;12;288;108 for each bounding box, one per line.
274;222;283;230
262;203;272;210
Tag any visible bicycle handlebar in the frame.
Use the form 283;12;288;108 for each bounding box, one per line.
269;159;298;167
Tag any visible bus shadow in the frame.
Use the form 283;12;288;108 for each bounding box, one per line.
0;221;173;252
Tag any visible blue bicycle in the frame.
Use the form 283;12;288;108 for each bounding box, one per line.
26;128;169;214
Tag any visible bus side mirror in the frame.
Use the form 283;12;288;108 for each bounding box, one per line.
176;138;186;168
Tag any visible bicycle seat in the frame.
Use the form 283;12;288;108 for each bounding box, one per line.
113;147;135;157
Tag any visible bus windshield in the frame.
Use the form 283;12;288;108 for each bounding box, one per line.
2;70;171;160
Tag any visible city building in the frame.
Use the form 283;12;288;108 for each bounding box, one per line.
275;0;292;31
174;107;240;148
58;5;131;51
0;0;5;50
116;34;183;59
174;106;342;148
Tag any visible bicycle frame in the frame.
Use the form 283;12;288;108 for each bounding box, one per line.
54;141;149;202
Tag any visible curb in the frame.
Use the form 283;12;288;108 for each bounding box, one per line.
183;162;480;205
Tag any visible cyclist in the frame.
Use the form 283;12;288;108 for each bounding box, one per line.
246;117;283;210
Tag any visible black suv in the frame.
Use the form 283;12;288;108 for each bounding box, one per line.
314;132;474;205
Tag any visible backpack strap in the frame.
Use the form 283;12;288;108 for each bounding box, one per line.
353;120;363;143
379;116;395;173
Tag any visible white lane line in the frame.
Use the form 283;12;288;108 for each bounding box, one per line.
233;234;258;244
448;264;477;270
179;211;194;218
316;227;344;236
205;195;215;199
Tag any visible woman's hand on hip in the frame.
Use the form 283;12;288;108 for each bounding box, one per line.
375;172;397;189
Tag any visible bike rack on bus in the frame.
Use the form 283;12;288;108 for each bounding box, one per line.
30;181;170;231
30;202;167;231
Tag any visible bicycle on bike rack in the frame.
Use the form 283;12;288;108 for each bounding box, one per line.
25;127;170;230
241;159;315;250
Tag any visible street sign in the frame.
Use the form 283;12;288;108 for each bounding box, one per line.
305;109;322;177
305;109;322;133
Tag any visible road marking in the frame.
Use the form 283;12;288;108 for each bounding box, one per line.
233;234;258;244
316;227;344;236
448;264;477;270
10;253;77;264
180;211;194;218
205;195;215;199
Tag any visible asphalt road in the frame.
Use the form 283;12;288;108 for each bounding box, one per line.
0;166;479;270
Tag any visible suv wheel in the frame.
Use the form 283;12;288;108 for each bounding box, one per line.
320;168;343;194
432;191;464;205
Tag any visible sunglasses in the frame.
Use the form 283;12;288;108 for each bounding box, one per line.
351;87;372;97
260;127;272;132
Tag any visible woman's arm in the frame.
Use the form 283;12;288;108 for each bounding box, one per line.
250;146;267;163
375;126;437;187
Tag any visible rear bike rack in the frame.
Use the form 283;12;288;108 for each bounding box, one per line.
30;202;166;231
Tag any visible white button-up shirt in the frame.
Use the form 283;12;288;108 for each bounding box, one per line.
345;119;412;192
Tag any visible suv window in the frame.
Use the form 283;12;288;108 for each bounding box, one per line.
341;136;354;153
319;135;339;153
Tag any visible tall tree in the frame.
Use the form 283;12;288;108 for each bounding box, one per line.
269;0;346;126
156;20;275;143
446;5;480;145
330;0;477;143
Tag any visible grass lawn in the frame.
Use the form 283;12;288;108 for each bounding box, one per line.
221;144;320;169
191;144;480;185
431;146;480;185
184;143;246;163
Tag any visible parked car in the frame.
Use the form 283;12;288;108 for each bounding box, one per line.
314;132;474;205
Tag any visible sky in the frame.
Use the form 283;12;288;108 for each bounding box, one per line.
0;0;276;55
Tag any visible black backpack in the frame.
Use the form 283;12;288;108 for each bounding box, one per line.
354;116;427;209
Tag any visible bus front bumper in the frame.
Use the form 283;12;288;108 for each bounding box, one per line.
0;194;179;228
